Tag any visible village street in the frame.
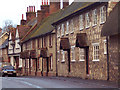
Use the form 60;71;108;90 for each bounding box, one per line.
1;76;118;88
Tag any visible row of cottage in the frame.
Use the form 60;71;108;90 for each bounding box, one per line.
6;1;119;82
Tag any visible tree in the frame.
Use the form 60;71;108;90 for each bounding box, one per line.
2;20;15;33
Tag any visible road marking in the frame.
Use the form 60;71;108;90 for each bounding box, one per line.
20;81;43;88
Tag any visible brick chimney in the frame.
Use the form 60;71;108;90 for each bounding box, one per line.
49;0;60;14
37;0;50;24
63;0;69;8
26;6;36;23
20;14;26;25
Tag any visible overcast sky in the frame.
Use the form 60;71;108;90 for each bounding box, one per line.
0;0;74;28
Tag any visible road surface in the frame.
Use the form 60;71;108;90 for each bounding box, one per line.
1;76;118;88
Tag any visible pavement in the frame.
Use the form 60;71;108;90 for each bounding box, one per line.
1;76;119;89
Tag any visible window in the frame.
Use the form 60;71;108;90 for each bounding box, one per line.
85;12;90;28
37;38;39;49
57;51;60;62
31;59;32;67
100;6;106;24
50;55;53;70
43;37;46;47
92;43;99;61
70;19;74;33
61;50;65;62
57;25;60;38
92;9;97;26
104;39;107;54
61;24;64;36
79;48;85;61
79;15;84;30
49;34;53;47
32;40;36;49
66;21;69;35
71;46;75;62
27;59;29;68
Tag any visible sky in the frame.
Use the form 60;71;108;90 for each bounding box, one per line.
0;0;74;28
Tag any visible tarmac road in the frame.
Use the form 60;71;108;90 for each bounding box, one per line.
1;76;118;89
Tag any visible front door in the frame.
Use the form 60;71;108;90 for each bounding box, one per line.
86;47;89;74
68;50;70;72
46;58;49;76
35;59;37;76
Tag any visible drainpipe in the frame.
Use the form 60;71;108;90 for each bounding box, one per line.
42;37;43;76
55;26;58;76
106;36;109;81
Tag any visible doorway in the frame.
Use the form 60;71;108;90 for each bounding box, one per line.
86;47;89;74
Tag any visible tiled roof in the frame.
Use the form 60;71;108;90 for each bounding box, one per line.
17;25;31;39
26;17;37;26
23;2;95;42
0;39;8;49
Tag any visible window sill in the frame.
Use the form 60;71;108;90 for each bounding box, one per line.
70;32;74;34
71;60;76;63
100;21;105;25
79;60;85;62
61;35;64;37
92;24;97;27
80;28;83;31
66;33;69;36
61;60;65;63
57;36;60;38
104;52;107;55
85;26;90;29
49;46;52;48
92;59;99;62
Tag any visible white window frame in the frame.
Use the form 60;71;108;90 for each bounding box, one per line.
61;50;65;62
50;55;53;70
57;25;60;38
100;6;106;24
70;19;74;33
92;9;97;26
92;43;100;61
61;24;64;36
57;50;60;62
66;21;69;35
103;39;107;54
79;15;84;30
85;12;90;28
71;46;76;62
79;48;85;61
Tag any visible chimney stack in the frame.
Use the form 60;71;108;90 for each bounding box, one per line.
49;0;60;14
21;14;26;25
26;6;36;23
37;0;50;24
63;0;69;9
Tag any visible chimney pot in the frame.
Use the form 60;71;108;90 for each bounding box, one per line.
34;6;35;12
32;6;33;12
22;14;24;20
27;7;28;12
